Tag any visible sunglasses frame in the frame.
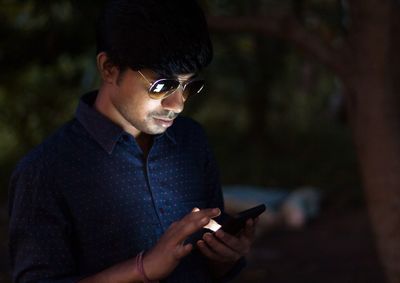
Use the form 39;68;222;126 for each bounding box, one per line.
137;70;205;100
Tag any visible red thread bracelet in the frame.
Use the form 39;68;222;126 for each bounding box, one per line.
136;251;158;283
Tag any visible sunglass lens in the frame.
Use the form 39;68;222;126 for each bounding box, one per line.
183;80;205;99
149;79;180;99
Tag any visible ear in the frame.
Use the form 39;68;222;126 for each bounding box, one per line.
97;52;119;84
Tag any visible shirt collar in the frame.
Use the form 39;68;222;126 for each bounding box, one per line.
160;126;177;145
75;91;125;154
75;91;177;154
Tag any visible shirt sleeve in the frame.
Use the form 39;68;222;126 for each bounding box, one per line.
8;162;81;283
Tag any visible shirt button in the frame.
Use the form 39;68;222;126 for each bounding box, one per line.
159;207;165;214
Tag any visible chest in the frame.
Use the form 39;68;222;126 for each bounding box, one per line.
59;141;212;251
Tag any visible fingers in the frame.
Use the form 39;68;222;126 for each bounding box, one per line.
185;207;221;223
213;218;256;252
195;217;260;267
241;218;256;241
197;233;240;262
169;208;221;244
205;232;240;259
197;239;239;262
214;230;245;254
174;243;193;259
197;240;221;261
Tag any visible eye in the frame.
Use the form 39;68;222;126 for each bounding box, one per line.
149;79;180;94
153;84;165;93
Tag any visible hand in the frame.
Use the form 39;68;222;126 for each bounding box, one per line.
196;217;258;275
142;208;221;281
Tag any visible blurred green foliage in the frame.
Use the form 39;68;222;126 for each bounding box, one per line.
0;0;360;202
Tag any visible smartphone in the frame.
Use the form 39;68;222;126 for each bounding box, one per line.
187;204;266;246
220;204;266;235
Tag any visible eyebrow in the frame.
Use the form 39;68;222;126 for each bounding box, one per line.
179;73;198;82
157;73;198;80
187;73;198;79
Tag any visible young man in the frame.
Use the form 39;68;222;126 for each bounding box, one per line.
8;1;257;282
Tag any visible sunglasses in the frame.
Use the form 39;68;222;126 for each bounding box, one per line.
138;70;205;100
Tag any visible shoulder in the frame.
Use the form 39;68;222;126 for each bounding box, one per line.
11;120;80;183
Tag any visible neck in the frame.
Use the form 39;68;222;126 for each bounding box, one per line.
136;133;154;158
94;86;140;137
94;87;154;157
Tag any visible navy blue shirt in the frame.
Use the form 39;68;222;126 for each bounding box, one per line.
8;91;232;283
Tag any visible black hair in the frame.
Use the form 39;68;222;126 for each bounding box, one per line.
96;0;213;77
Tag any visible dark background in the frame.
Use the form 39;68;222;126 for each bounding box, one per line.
1;0;397;282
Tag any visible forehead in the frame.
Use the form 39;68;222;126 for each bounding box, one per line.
176;73;196;82
142;69;196;81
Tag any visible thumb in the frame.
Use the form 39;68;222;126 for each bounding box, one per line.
174;243;193;260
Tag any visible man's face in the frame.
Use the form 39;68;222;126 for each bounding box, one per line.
109;68;194;135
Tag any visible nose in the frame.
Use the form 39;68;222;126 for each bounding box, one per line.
161;88;185;113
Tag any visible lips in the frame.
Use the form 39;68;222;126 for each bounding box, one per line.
153;117;174;128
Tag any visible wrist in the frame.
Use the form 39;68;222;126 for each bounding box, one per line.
137;251;159;283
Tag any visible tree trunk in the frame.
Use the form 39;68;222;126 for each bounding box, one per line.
345;1;400;282
208;1;400;281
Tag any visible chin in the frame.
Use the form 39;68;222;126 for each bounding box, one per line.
145;126;168;135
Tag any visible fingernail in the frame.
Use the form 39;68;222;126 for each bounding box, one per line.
203;233;211;240
192;207;200;212
213;208;221;215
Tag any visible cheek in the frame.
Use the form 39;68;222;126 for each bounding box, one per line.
117;87;144;109
116;84;162;117
131;96;162;119
139;96;163;112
